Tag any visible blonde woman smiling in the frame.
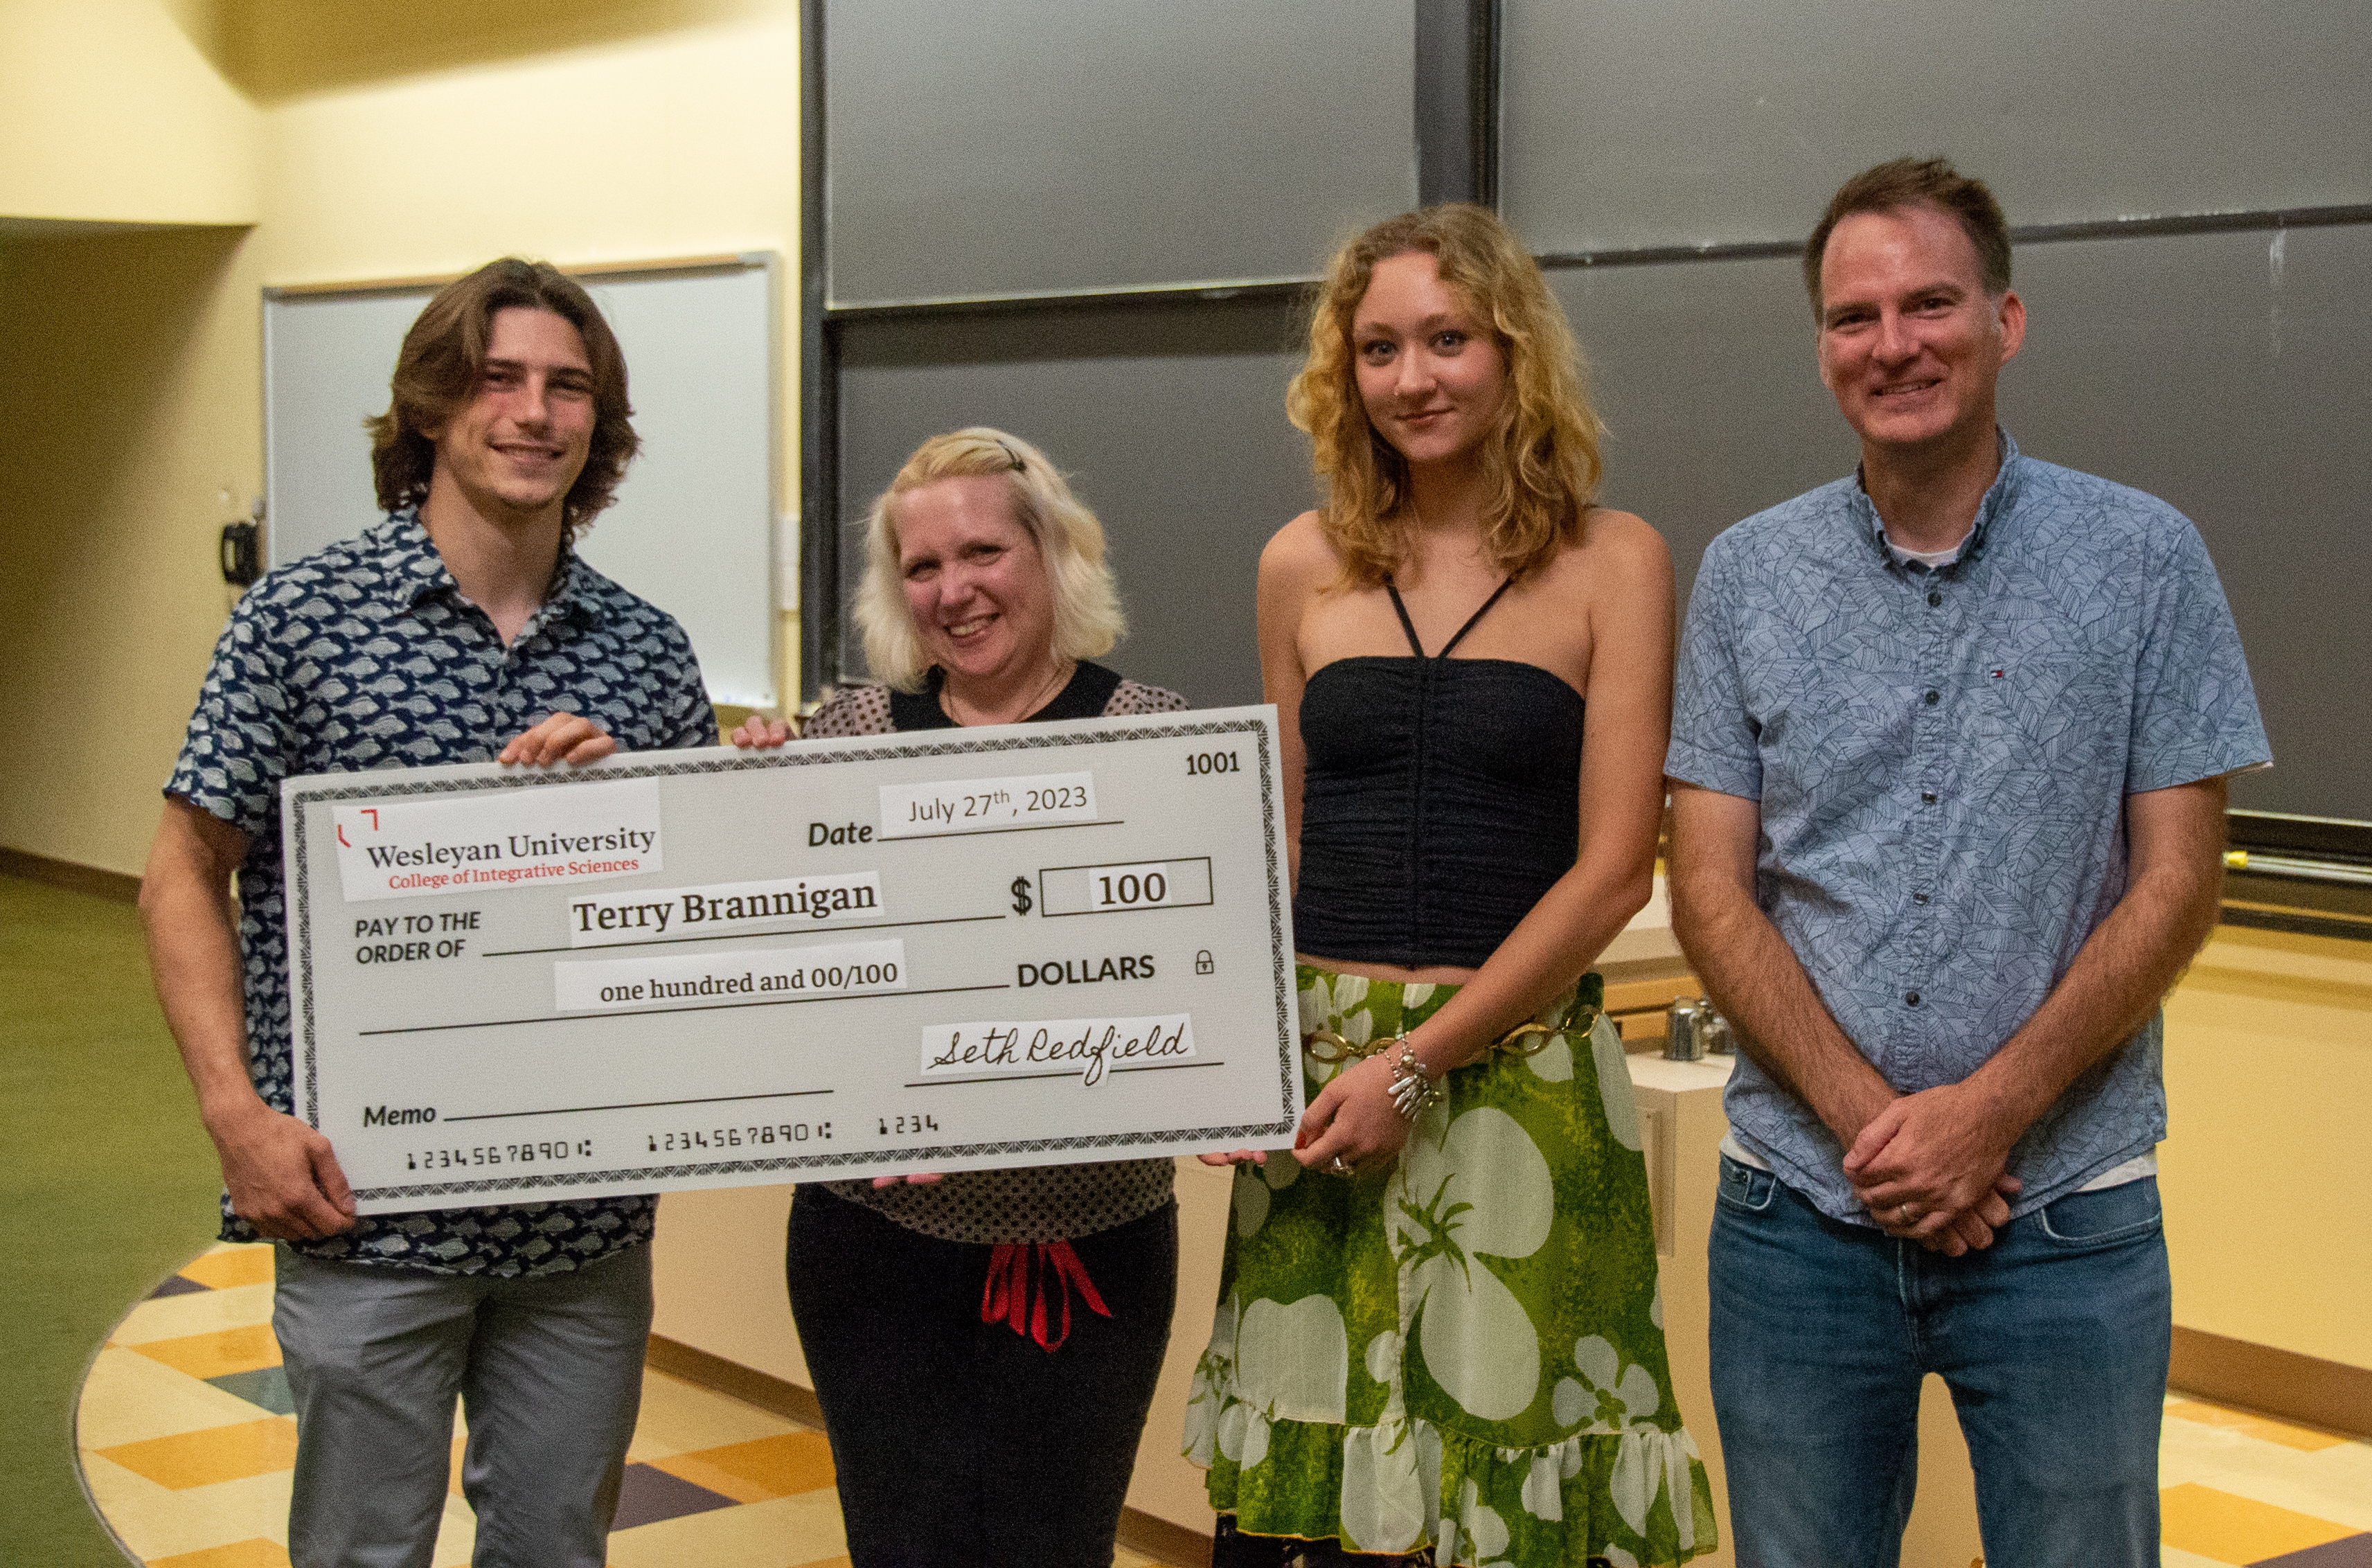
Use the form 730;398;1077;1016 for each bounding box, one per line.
735;428;1186;1568
1185;207;1715;1567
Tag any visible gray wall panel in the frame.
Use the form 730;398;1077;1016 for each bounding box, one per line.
2000;225;2371;821
1555;226;2370;821
826;0;1416;305
835;300;1317;708
1503;0;2372;254
1548;257;1852;620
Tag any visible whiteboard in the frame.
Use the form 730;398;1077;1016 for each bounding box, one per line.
263;257;779;708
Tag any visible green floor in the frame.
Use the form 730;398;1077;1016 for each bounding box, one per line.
1;874;225;1567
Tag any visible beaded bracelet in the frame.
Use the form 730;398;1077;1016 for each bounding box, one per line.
1384;1038;1444;1122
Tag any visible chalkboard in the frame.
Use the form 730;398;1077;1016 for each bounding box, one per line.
263;257;780;708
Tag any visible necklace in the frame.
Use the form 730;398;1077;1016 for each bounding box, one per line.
940;659;1073;728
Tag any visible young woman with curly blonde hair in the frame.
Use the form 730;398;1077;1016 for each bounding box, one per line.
1185;205;1716;1566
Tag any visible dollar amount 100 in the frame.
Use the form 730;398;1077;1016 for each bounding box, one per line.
1095;870;1169;907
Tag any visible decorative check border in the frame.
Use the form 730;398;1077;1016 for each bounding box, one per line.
284;715;1299;1202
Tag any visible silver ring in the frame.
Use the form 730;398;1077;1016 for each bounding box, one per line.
1898;1203;1922;1224
1328;1155;1354;1178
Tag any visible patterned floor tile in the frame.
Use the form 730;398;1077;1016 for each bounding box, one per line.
2218;1472;2372;1537
603;1487;848;1568
112;1283;279;1346
2168;1400;2356;1454
207;1366;296;1416
650;1430;837;1504
624;1367;801;1460
125;1323;284;1380
610;1461;739;1529
178;1245;279;1290
2252;1538;2372;1568
79;1452;297;1562
427;1492;478;1568
145;1540;292;1568
2161;1482;2359;1562
78;1344;275;1448
97;1416;301;1491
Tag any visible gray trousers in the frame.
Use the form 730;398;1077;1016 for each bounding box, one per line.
272;1242;653;1568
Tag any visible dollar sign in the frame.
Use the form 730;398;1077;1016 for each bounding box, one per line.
1010;875;1033;916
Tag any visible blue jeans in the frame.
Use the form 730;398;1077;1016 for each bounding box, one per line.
1708;1155;2168;1568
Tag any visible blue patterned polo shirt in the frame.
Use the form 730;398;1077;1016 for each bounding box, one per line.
1666;434;2269;1225
166;513;714;1274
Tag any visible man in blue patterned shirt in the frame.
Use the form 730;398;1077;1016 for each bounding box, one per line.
141;259;713;1567
1666;160;2269;1564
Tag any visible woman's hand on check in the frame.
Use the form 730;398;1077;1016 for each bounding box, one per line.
869;1172;944;1188
729;715;792;749
1195;1150;1268;1167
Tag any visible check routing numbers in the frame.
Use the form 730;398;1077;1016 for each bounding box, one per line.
283;707;1301;1211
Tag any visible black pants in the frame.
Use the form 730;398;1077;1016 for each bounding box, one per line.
785;1184;1179;1568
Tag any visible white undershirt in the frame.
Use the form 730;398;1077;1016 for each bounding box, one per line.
1882;525;1974;571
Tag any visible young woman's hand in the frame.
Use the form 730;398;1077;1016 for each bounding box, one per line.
1291;1053;1416;1176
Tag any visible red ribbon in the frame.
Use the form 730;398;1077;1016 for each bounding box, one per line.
980;1239;1112;1352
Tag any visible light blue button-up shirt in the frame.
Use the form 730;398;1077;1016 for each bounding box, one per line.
1666;434;2270;1224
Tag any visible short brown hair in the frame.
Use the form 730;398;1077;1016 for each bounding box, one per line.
1804;158;2013;317
1289;204;1603;587
366;258;638;535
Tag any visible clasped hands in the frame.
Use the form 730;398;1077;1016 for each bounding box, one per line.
1842;1078;2024;1256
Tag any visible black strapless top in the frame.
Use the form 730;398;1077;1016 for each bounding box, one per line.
1293;578;1585;970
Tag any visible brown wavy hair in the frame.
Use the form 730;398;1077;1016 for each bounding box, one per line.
1288;204;1603;586
366;258;638;537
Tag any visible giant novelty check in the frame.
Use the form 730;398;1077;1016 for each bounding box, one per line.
281;706;1302;1214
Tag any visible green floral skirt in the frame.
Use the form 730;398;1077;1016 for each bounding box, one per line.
1184;967;1717;1565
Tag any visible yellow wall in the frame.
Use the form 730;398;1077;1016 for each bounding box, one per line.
2162;925;2372;1372
0;0;258;224
0;228;262;875
244;0;804;705
0;1;802;876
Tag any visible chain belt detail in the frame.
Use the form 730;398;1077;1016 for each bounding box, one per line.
1301;1007;1601;1064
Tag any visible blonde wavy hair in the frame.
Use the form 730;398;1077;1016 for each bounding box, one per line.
1289;204;1604;586
855;427;1125;693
